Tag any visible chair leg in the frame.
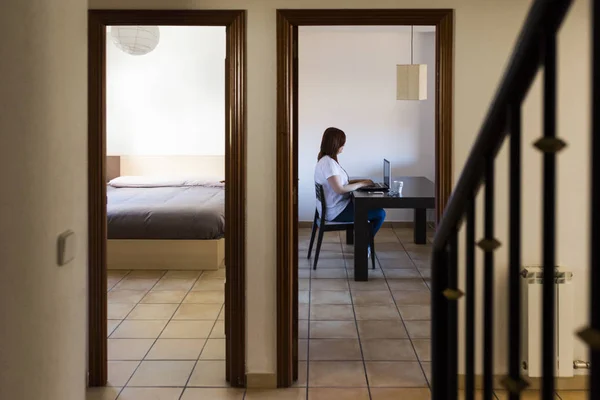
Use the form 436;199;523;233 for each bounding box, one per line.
370;223;376;269
346;226;354;245
307;216;318;259
313;228;325;270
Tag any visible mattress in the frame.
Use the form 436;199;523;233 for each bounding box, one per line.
107;177;225;240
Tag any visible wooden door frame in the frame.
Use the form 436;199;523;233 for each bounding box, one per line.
276;9;454;387
88;10;247;387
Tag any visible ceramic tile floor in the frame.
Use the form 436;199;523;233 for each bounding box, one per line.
87;228;589;400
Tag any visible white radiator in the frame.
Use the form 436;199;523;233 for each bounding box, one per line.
520;266;574;378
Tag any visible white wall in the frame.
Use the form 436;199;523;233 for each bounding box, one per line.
0;0;87;398
106;26;226;156
91;0;592;379
298;26;436;221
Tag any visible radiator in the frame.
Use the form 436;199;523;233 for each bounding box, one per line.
520;266;574;378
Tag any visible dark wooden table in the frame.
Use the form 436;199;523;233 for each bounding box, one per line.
352;176;435;281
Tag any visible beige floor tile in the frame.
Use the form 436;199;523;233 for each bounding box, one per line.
299;291;310;304
153;279;196;291
108;320;121;337
361;339;417;361
201;269;226;280
309;339;362;361
127;304;178;320
299;304;310;319
299;339;308;361
108;290;148;304
173;304;222;320
86;386;121;400
352;291;394;306
412;339;431;362
200;338;226;360
110;320;168;339
128;360;195;387
357;320;408;339
146;339;206;360
299;269;311;279
405;321;431;338
421;362;431;384
107;360;139;387
187;360;228;387
308;388;370;400
117;387;183;400
210;320;225;339
294;361;308;388
392;290;431;305
127;270;165;279
114;278;159;291
365;361;428;387
184;291;224;304
457;391;485;400
164;270;202;279
354;305;401;320
346;269;386;279
299;279;310;290
299;320;309;339
397;305;431;321
108;339;154;361
310;321;358;338
556;392;588;400
108;270;130;279
181;388;245;400
192;279;225;291
160;320;214;339
383;269;421;279
349;279;389;291
311;269;348;279
387;279;429;291
218;307;225;320
308;361;367;387
311;279;349;290
370;388;431;400
378;258;416;269
556;376;589;390
246;389;307;400
495;391;559;399
108;303;136;319
418;268;432;279
310;305;355;320
141;290;188;304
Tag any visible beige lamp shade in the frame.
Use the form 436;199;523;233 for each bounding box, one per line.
396;64;428;100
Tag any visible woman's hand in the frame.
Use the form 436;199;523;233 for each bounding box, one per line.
361;179;374;186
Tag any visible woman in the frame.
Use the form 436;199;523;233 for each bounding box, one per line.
314;127;386;253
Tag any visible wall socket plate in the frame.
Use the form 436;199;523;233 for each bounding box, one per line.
57;230;76;266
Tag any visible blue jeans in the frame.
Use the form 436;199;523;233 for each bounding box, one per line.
332;201;386;236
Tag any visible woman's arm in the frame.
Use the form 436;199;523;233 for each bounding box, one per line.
349;179;374;185
327;175;370;194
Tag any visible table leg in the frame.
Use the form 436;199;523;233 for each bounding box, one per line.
354;203;369;281
414;208;427;244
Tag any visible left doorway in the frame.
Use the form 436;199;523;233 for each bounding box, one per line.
88;9;247;389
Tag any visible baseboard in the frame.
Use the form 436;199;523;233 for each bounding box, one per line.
246;373;277;389
458;374;588;391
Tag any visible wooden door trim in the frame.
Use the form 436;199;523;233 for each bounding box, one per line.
276;8;454;387
88;9;247;387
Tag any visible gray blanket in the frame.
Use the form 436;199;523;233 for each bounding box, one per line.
107;185;225;240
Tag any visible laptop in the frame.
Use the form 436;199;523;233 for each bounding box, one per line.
358;159;391;192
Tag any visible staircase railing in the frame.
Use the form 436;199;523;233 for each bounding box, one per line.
430;0;598;399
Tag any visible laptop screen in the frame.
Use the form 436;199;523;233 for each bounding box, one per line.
383;159;391;187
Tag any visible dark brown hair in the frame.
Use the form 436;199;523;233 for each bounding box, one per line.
317;127;346;162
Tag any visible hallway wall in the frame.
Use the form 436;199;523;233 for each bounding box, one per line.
88;0;592;379
0;0;88;398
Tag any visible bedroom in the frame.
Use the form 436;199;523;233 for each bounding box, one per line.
104;26;229;388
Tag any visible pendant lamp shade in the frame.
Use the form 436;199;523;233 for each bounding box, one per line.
396;26;427;101
111;26;160;56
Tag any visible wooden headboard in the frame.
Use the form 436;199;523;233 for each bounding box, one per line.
106;156;121;182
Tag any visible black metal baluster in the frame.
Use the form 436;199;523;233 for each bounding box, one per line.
481;159;497;400
431;248;450;400
448;231;459;400
539;29;558;400
507;104;526;399
465;199;476;400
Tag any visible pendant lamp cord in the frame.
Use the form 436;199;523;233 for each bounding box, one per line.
411;25;414;65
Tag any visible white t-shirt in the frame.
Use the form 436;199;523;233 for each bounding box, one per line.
314;155;351;221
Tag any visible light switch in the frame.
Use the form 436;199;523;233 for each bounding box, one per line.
57;230;76;266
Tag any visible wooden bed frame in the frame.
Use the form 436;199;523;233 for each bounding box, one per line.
106;155;225;271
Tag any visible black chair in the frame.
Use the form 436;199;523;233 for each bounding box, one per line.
307;183;376;270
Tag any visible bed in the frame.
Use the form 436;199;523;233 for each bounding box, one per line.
106;175;225;270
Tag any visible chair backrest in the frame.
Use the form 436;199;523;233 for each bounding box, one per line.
315;183;328;223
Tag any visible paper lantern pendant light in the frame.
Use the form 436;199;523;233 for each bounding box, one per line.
396;26;427;100
110;26;160;56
